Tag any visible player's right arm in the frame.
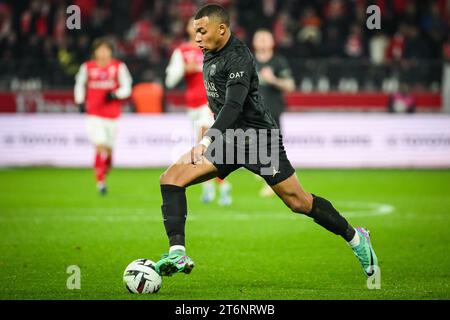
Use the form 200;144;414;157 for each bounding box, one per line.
165;49;185;89
74;63;87;113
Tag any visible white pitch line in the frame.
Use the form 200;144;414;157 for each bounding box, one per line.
0;201;394;223
334;201;395;218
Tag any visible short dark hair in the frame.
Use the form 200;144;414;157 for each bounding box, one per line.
92;37;114;52
194;4;230;27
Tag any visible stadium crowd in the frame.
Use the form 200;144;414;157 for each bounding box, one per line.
0;0;449;91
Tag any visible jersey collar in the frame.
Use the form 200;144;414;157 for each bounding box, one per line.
205;34;235;58
219;34;234;53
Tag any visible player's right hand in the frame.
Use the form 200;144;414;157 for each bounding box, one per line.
77;103;85;113
190;144;207;165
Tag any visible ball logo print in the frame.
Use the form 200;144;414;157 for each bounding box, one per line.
66;265;81;290
66;5;81;30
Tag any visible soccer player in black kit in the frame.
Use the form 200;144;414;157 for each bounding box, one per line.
155;4;379;281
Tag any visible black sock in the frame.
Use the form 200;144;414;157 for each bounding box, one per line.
308;195;355;242
161;184;187;247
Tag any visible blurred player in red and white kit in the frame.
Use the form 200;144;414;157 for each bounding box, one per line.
74;38;132;195
165;17;232;206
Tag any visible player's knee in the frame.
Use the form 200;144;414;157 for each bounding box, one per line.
159;170;174;185
159;166;183;186
288;195;312;214
288;200;306;214
160;173;175;186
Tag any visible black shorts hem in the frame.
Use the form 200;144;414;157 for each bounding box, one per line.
260;165;295;186
205;152;241;180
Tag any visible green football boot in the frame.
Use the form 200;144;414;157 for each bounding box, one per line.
351;227;379;277
154;250;195;276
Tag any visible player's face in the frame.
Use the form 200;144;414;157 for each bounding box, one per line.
193;16;224;52
94;44;112;62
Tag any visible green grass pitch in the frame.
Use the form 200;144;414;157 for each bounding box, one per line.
0;168;449;300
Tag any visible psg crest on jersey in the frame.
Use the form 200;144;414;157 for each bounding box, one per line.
210;64;216;77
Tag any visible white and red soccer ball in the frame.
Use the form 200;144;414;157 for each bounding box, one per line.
123;259;162;294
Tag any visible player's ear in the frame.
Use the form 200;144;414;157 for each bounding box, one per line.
219;24;226;36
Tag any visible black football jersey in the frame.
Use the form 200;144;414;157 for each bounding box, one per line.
202;35;278;130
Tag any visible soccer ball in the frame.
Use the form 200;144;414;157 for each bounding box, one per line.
123;259;162;294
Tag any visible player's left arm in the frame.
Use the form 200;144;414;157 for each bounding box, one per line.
108;63;133;100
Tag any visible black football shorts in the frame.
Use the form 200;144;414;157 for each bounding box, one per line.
204;130;295;186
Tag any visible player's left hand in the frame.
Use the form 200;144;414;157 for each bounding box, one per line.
190;144;207;165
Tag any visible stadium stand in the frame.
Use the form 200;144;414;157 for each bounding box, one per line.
0;0;448;111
